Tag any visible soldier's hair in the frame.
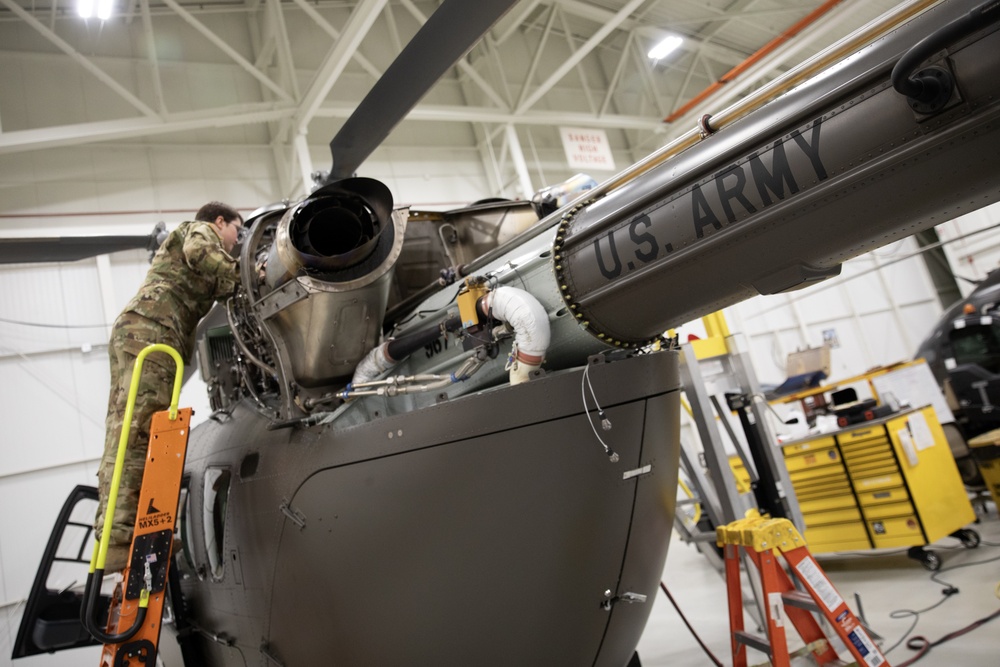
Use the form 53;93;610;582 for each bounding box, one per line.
195;201;242;224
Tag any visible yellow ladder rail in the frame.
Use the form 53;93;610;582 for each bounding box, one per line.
83;344;184;647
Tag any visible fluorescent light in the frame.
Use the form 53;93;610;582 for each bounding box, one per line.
77;0;94;18
96;0;113;20
648;35;683;61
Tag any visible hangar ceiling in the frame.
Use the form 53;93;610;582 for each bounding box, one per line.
0;0;908;196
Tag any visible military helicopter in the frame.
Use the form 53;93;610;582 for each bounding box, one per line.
911;266;1000;485
10;0;1000;664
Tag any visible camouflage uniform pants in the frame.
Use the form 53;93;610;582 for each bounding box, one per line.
94;314;182;550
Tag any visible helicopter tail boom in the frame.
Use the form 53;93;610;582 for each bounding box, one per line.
554;0;1000;347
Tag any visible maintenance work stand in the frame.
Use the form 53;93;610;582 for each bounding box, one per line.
81;344;191;667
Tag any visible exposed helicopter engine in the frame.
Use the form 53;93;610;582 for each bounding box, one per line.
203;0;1000;434
236;179;406;415
16;1;998;665
215;177;560;421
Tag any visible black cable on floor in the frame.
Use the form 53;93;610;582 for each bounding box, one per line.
659;582;724;667
883;550;1000;656
930;551;1000;590
882;592;954;655
893;607;1000;667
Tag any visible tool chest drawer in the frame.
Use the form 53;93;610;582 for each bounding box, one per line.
861;501;916;521
857;486;911;506
804;507;863;527
841;449;895;468
804;522;870;546
837;427;886;446
846;460;901;478
796;486;853;503
789;464;848;483
839;438;891;456
869;515;924;546
851;472;904;493
799;495;858;514
792;473;850;493
783;437;836;456
785;447;841;472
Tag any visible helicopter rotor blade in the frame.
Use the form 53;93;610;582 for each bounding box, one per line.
326;0;518;182
0;236;150;264
0;222;166;264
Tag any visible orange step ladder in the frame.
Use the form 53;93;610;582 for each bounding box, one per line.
718;510;889;667
81;344;191;667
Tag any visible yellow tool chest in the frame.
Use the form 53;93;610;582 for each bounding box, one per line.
780;406;975;555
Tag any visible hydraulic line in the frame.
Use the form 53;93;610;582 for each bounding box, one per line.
353;316;462;385
891;0;1000;106
225;298;277;377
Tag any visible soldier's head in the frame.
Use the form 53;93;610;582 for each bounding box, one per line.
196;201;243;254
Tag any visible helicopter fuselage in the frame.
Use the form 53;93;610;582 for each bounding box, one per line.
172;351;680;666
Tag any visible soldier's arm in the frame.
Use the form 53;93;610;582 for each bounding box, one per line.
183;225;238;296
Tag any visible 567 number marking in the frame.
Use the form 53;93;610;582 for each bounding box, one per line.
424;336;450;358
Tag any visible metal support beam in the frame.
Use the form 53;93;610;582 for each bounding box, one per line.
384;1;403;53
629;34;665;118
0;0;160;119
267;0;301;100
556;7;597;115
724;333;804;530
292;0;388;133
139;0;168;116
479;124;506;198
494;0;542;46
515;0;646;115
516;4;559;113
160;0;293;102
599;31;633;117
294;132;315;198
0;102;293;155
0;98;664;156
505;124;534;199
290;0;382;81
678;343;751;526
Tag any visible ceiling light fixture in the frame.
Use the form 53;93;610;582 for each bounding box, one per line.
77;0;94;18
648;35;683;61
96;0;113;20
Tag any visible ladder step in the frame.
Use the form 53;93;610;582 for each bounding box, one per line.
781;590;820;612
690;531;722;543
734;630;773;656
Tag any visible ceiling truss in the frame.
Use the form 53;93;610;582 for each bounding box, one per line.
0;0;909;196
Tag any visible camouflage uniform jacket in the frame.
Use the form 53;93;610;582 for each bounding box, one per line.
120;220;238;362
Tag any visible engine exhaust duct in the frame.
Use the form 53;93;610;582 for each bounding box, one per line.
254;178;407;393
265;178;393;289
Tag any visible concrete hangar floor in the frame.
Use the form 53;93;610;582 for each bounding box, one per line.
636;505;1000;666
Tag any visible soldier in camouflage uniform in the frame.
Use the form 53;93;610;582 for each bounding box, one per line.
95;202;243;571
